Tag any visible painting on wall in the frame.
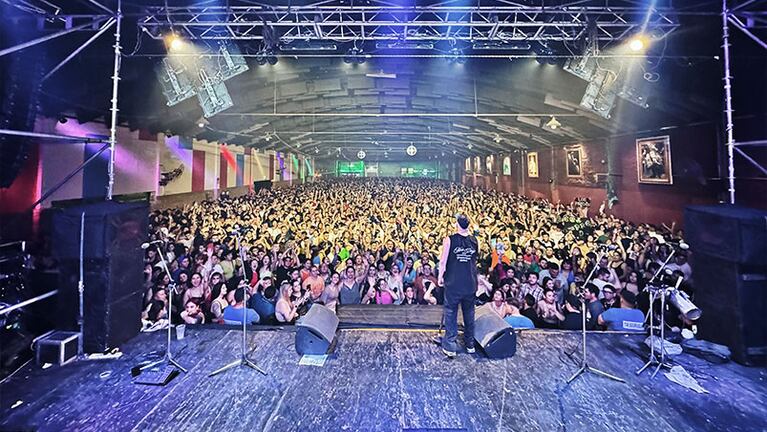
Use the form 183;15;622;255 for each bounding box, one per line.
503;156;511;175
527;152;539;178
566;147;582;177
636;136;673;184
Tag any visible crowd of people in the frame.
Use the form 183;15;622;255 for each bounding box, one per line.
141;178;692;332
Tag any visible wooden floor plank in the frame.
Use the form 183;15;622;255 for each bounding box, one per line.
1;328;765;432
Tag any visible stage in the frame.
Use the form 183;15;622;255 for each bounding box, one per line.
1;328;765;432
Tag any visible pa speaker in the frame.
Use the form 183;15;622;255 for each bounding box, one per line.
685;205;767;266
53;201;148;353
474;308;517;359
691;253;766;365
296;304;339;355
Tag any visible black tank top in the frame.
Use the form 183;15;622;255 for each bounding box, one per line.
443;233;478;296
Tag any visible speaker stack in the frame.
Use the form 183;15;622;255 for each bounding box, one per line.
685;205;767;365
53;201;149;353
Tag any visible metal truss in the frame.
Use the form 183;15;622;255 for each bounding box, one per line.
722;0;767;204
137;1;680;43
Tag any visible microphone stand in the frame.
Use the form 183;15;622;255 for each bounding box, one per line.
138;242;187;374
209;229;266;377
643;245;683;326
636;275;682;378
566;248;625;384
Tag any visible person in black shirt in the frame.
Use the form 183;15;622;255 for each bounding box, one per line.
560;294;585;330
520;294;539;325
438;214;479;358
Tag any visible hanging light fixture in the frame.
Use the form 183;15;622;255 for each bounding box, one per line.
406;144;417;156
546;116;561;130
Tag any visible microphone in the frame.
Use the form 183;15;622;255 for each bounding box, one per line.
141;240;163;249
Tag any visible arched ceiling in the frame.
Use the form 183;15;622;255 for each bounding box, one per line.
161;56;714;161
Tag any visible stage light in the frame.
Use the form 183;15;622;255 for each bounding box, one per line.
533;42;557;66
406;144;417;156
167;34;183;51
197;121;205;128
357;150;366;159
344;47;365;64
629;35;648;52
545;116;561;130
256;49;278;66
447;48;466;65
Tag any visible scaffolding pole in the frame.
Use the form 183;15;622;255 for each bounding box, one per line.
106;0;122;201
0;17;108;58
722;0;736;204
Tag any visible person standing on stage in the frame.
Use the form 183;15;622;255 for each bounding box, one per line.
438;213;479;358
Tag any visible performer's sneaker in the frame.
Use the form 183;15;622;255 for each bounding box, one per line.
442;348;457;359
466;346;476;354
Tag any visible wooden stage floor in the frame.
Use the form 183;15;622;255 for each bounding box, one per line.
1;328;765;432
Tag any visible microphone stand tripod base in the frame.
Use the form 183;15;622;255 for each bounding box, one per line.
208;354;266;377
636;356;673;379
567;363;626;384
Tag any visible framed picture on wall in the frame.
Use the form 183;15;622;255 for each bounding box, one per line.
566;147;582;177
503;156;511;175
636;136;673;184
527;152;539;178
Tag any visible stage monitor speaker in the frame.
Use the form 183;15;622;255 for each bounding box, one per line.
53;201;148;353
474;308;517;359
685;205;767;266
692;253;766;365
296;304;339;355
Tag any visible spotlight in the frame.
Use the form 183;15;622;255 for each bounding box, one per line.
167;34;183;51
256;49;278;66
344;47;365;64
357;150;366;159
545;116;561;130
533;42;557;66
447;48;467;65
406;144;417;156
628;35;648;52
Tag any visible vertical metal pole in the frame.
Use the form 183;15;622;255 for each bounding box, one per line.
106;0;122;200
722;0;736;204
78;212;86;356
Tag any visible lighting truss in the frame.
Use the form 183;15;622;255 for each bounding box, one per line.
136;1;680;43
